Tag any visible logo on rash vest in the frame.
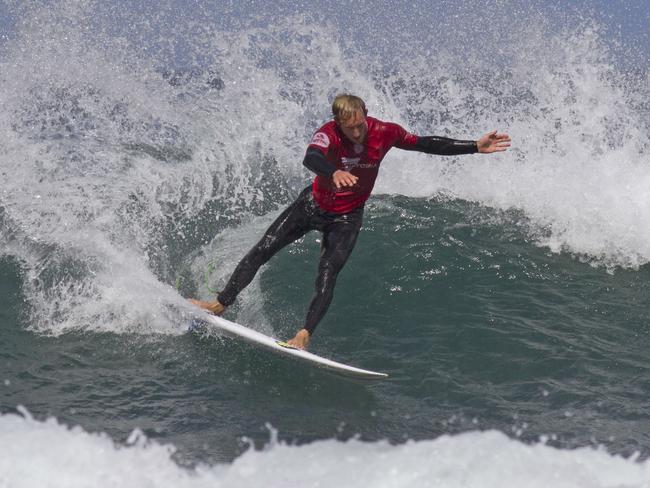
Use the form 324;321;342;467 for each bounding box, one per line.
354;143;364;154
341;157;361;170
310;132;330;149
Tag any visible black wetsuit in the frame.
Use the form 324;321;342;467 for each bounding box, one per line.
217;119;477;335
217;186;363;334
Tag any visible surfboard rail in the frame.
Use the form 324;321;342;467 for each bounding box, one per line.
195;313;388;380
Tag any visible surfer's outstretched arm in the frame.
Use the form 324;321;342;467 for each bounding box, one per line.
406;130;510;155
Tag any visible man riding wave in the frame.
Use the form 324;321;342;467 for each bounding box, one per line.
191;94;511;349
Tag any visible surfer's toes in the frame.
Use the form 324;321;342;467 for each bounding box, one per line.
287;329;310;350
188;298;226;316
209;300;226;316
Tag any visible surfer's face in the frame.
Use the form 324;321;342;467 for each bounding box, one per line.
338;110;368;145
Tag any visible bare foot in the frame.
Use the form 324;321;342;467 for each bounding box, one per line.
188;298;226;316
286;329;310;350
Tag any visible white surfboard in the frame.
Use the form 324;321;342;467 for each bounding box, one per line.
192;312;388;380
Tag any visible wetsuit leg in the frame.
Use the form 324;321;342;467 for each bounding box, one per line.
304;209;363;334
217;188;313;306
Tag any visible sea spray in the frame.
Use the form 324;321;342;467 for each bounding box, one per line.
0;1;647;337
1;408;649;488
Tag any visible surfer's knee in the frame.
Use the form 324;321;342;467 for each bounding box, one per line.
240;246;271;269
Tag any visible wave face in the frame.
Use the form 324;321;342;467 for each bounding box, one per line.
0;2;649;482
0;1;648;333
2;409;649;488
0;2;650;331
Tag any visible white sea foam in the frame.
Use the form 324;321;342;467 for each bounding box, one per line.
1;408;648;488
0;2;647;333
374;26;650;269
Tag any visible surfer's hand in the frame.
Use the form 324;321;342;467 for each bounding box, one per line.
287;329;310;350
332;170;358;189
188;298;226;316
476;130;511;153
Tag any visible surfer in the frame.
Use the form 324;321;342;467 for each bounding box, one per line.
190;94;510;349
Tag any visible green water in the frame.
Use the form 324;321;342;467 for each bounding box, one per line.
2;196;649;465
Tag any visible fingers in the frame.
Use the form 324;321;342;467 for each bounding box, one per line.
495;138;512;148
340;173;358;187
333;170;358;189
480;131;511;153
485;140;511;152
487;131;510;141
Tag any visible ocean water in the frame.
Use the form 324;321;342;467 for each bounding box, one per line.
1;1;649;486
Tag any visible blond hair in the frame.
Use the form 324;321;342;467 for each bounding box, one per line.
332;94;367;122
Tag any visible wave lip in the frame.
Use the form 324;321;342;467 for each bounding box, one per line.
1;408;649;488
2;2;648;336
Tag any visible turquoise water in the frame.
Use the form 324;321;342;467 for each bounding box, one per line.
1;1;649;486
2;196;650;467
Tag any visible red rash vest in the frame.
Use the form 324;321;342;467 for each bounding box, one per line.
307;116;418;214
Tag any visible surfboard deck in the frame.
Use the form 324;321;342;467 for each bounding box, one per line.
190;312;388;380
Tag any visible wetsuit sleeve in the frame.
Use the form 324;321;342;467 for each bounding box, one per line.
386;123;478;156
303;147;337;177
389;122;478;155
410;136;478;155
304;124;338;176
